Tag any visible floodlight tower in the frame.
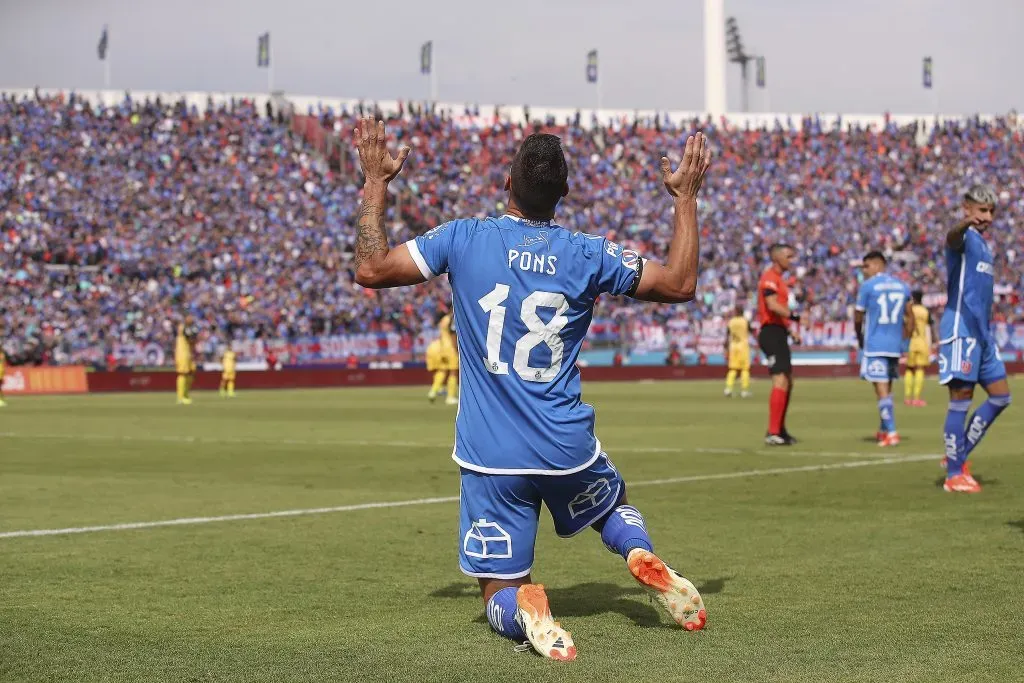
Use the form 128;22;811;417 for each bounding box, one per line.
725;16;754;112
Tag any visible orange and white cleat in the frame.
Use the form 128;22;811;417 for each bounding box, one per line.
878;432;900;447
943;472;981;493
627;549;707;631
515;584;576;661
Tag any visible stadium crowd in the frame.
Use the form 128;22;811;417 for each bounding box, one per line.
1;92;1022;364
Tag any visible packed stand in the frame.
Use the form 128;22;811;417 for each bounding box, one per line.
1;92;1022;365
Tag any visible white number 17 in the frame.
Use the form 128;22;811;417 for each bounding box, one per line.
876;292;906;325
478;283;570;382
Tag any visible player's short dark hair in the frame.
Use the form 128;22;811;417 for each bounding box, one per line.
510;134;568;218
769;243;795;257
912;289;923;304
864;250;886;264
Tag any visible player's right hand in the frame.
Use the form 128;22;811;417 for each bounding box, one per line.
661;132;712;199
353;116;411;185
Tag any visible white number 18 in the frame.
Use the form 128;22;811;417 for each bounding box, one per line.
478;283;569;382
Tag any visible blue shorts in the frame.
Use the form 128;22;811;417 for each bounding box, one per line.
938;336;1006;387
860;356;899;383
458;453;624;579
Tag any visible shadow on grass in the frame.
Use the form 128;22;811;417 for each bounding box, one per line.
431;577;729;630
1007;520;1024;535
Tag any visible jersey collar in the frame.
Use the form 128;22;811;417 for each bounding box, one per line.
503;214;552;227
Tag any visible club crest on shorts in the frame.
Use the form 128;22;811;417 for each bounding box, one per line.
568;478;613;519
868;359;887;376
463;519;512;559
961;360;972;374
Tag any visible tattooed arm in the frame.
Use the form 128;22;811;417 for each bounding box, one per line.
351;117;425;289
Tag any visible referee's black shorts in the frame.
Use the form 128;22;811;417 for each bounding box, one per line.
758;324;792;375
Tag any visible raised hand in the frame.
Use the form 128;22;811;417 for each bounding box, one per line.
354;116;411;184
661;132;712;199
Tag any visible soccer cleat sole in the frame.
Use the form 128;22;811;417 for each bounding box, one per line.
627;550;707;631
515;584;577;661
943;477;981;494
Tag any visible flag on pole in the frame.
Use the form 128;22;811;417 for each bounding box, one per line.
755;56;766;88
257;33;270;68
420;41;433;75
97;26;109;60
922;56;933;89
586;50;598;83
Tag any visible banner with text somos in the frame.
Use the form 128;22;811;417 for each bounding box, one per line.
1;366;88;395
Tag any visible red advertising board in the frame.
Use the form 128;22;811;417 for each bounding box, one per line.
1;366;88;395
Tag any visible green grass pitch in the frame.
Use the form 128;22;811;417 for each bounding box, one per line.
1;378;1022;682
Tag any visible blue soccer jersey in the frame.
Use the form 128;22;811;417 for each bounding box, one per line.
855;273;910;357
406;215;643;475
940;228;995;343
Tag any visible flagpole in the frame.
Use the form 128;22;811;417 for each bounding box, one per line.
103;56;111;91
267;34;274;94
430;46;438;110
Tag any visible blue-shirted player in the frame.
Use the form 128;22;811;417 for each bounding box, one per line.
854;251;912;447
349;117;711;660
938;184;1012;494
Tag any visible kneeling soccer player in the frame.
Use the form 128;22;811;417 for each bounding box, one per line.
349;118;711;658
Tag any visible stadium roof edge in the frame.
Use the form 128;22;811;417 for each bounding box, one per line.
2;87;1019;131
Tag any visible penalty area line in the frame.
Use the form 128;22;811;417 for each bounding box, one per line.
0;453;939;540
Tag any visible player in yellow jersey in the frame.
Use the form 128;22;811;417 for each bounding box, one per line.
437;309;459;406
175;317;197;405
724;307;754;398
904;290;935;407
425;337;448;402
219;347;237;398
0;346;7;407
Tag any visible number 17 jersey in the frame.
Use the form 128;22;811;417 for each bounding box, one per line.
406;215;643;475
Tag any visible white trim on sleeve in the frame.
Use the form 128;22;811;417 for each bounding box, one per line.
404;239;435;280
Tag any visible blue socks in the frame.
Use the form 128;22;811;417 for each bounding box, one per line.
943;400;972;475
486;587;525;641
599;505;654;559
878;396;896;433
965;394;1011;457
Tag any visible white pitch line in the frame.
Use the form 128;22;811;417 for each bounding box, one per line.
0;431;898;458
0;431;443;450
0;453;939;540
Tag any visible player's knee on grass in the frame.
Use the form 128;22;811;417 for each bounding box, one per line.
771;373;791;391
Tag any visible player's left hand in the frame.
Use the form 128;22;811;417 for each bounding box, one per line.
354;116;411;184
